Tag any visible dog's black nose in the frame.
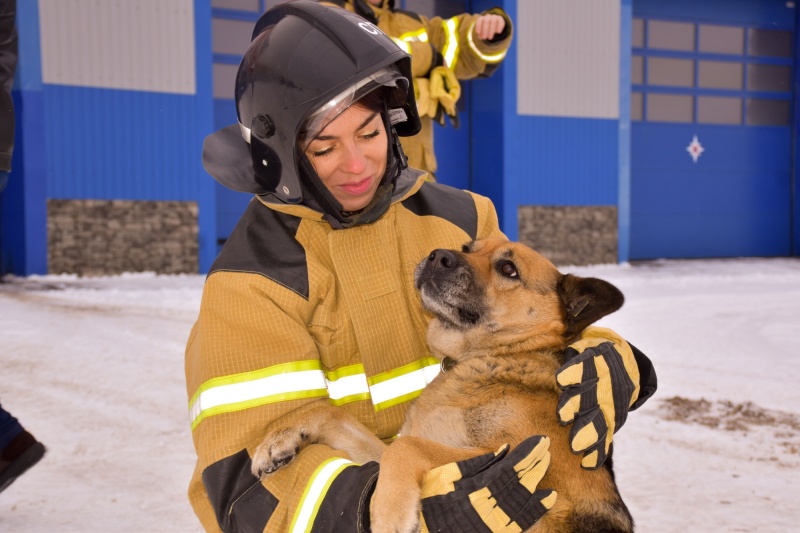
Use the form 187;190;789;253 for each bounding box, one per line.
428;249;459;269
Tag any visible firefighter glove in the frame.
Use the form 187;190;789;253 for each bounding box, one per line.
556;326;641;469
429;66;461;120
419;435;556;532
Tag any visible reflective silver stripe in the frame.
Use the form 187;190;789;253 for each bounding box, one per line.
370;361;440;409
189;365;327;429
442;17;460;69
290;458;355;533
466;21;507;63
189;359;442;428
327;372;370;401
392;36;411;53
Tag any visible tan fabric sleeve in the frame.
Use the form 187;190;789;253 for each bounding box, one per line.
421;9;513;81
186;272;359;532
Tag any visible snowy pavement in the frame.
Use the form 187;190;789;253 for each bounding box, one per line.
1;257;799;532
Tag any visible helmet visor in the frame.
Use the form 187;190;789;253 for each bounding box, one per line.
298;66;409;150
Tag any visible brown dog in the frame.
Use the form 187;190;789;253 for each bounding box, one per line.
252;238;633;533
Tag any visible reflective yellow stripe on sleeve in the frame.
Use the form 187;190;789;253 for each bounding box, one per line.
369;357;440;412
290;457;356;533
327;363;371;406
399;27;429;43
442;17;460;69
189;357;442;429
391;36;411;54
466;21;508;63
188;360;328;430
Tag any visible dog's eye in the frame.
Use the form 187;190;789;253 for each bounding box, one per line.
461;244;470;253
499;260;518;278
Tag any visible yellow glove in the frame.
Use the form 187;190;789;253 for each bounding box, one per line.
428;66;461;121
414;77;432;118
556;327;641;469
418;436;556;532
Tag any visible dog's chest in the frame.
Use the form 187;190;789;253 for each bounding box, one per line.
402;355;561;448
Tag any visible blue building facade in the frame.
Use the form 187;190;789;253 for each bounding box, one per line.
1;0;797;276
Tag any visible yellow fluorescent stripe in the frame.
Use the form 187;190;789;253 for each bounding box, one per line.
442;17;460;69
368;357;439;386
191;388;328;431
290;458;355;533
325;363;365;380
399;28;428;42
326;368;369;400
329;392;371;407
373;389;423;413
190;358;441;428
466;21;507;63
369;358;440;410
188;360;323;409
391;36;411;53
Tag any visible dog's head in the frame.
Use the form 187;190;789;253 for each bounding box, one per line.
414;238;624;359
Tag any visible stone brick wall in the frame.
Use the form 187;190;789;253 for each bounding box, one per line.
518;205;618;266
47;199;199;275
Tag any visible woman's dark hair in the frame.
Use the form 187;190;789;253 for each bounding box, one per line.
297;87;390;148
353;87;390;115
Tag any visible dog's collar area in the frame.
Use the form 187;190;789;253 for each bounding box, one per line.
440;356;458;372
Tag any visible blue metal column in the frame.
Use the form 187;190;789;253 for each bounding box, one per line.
195;0;217;273
470;0;512;238
618;0;632;263
793;3;800;256
1;0;47;275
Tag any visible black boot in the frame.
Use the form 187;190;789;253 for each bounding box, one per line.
0;430;46;493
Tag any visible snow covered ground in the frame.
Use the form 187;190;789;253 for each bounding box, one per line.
1;257;799;532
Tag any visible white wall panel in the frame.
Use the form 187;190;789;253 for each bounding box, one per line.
517;0;620;118
39;0;196;94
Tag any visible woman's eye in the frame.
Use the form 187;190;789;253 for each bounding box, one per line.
361;129;380;140
500;261;518;278
311;146;334;158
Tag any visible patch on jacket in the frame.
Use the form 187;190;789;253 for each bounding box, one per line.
401;181;478;238
202;449;277;533
210;199;310;299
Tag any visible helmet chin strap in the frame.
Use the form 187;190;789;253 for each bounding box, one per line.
297;109;408;229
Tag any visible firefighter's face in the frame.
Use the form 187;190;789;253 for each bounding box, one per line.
303;104;388;212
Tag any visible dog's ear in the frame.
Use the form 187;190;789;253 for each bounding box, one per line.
557;274;624;339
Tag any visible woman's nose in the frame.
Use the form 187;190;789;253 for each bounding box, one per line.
339;143;368;174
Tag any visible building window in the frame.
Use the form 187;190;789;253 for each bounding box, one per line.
632;18;792;127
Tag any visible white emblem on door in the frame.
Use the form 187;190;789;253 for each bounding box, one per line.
686;135;704;163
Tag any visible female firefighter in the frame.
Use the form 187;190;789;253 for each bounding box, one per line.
186;2;657;531
318;0;514;181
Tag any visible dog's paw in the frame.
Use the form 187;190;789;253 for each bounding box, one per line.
251;427;308;478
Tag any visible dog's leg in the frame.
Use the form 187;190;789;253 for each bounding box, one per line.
252;404;386;477
371;436;485;533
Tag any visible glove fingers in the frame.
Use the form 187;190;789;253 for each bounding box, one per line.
557;378;598;424
422;444;510;498
596;347;637;431
421;436;555;532
569;407;607;454
579;438;608;470
556;351;595;388
460;436;545;491
465;439;555;532
509;489;558;531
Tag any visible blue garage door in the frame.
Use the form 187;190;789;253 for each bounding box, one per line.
630;1;795;259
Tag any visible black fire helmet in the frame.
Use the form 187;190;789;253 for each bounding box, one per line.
202;0;421;203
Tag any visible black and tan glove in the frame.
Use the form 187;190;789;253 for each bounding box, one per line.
418;435;556;532
556;326;641;469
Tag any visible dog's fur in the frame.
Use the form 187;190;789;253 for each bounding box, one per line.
252;238;633;533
